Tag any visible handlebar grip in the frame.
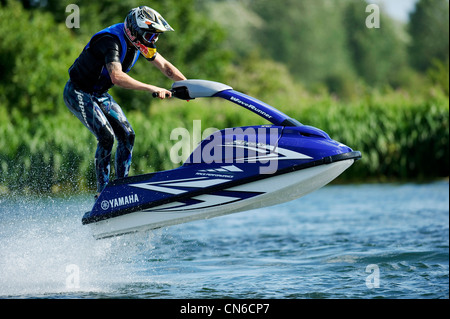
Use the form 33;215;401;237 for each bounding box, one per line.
152;92;172;98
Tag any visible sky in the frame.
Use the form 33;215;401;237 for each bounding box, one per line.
367;0;419;22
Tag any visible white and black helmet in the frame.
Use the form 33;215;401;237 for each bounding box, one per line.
124;6;174;60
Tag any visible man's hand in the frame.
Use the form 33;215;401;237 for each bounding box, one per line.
153;89;172;99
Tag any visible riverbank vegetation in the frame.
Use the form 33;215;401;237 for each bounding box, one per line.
0;0;448;194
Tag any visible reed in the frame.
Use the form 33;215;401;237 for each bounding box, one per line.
0;91;448;194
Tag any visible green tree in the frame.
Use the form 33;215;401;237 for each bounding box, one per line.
408;0;449;72
343;1;410;88
1;0;233;115
249;0;355;89
0;1;82;119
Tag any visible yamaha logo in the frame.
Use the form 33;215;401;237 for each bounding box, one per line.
100;194;140;210
101;200;110;210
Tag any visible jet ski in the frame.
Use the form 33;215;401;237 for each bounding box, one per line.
82;80;361;239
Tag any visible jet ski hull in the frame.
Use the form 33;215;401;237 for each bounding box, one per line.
85;153;359;239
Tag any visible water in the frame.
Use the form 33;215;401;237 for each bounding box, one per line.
0;182;448;299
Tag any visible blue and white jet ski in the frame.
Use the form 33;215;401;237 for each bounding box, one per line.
82;80;361;239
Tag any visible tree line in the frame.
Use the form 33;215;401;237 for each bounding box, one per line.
1;0;448;116
0;0;448;193
200;0;448;98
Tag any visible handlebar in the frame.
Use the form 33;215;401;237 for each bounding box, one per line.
152;91;172;98
152;86;191;100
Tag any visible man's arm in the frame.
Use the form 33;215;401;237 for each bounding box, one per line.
106;62;172;99
151;54;187;82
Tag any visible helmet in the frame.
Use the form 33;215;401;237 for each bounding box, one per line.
123;6;174;60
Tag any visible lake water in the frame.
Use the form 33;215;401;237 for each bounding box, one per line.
0;181;448;301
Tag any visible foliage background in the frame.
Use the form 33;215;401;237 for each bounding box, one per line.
0;0;448;194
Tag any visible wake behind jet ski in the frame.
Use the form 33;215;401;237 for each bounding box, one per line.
82;80;361;239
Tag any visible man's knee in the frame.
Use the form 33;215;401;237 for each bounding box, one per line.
126;130;135;148
118;125;135;150
98;126;115;151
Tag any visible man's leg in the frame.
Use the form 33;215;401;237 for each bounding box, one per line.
63;81;115;193
96;93;135;180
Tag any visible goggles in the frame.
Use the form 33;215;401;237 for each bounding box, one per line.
143;32;159;44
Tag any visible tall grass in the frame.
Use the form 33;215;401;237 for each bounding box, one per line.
0;89;448;194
